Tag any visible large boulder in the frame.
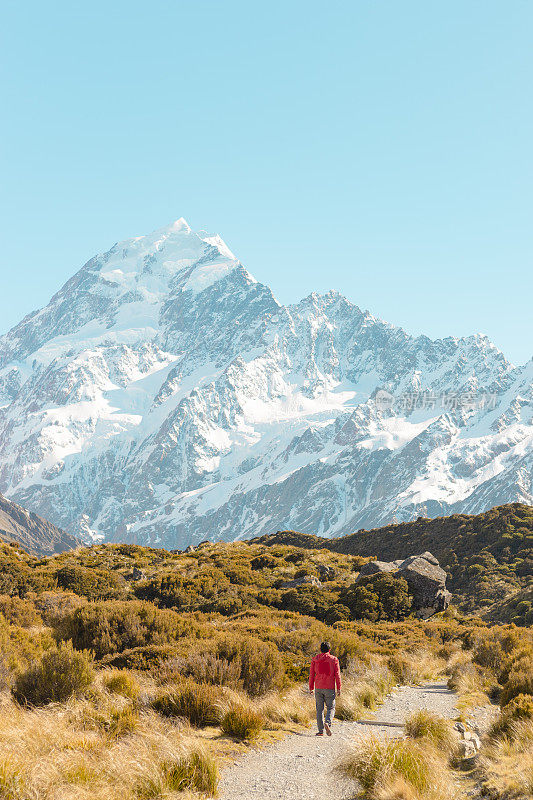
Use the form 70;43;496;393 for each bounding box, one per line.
397;553;451;618
355;551;451;618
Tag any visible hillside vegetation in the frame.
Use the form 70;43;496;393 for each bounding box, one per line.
0;513;530;798
258;503;533;623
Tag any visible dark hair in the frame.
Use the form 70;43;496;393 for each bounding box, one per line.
320;641;331;653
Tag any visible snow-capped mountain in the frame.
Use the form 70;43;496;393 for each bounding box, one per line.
0;219;531;547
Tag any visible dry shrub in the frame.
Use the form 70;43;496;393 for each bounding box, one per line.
152;681;221;727
500;648;533;707
336;735;452;799
0;595;40;627
216;635;284;696
158;651;242;689
12;642;93;706
404;710;456;755
221;701;265;740
490;694;533;739
33;590;86;627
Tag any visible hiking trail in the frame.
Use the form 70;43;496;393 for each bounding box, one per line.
219;681;460;800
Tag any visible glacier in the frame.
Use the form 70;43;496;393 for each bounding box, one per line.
0;219;531;547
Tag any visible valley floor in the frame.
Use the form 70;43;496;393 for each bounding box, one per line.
219;681;460;800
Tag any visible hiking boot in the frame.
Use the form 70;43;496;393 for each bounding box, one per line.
315;732;323;736
324;723;332;736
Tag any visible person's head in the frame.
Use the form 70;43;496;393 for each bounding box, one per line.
320;641;331;653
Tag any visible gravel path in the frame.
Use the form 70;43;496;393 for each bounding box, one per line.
219;682;459;800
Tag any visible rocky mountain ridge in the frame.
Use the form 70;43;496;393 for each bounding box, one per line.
0;219;531;548
0;492;80;555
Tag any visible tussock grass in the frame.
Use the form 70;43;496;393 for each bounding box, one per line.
0;695;219;799
389;651;443;686
152;680;221;727
480;719;533;800
336;735;452;800
257;687;312;725
103;669;140;700
221;701;265;740
404;711;456;755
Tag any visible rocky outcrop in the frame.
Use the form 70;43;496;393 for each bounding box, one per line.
356;551;451;618
279;575;322;589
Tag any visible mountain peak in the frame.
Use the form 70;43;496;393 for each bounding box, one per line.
0;217;530;548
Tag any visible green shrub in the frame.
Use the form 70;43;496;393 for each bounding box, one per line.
472;635;504;672
12;642;93;706
152;681;221;727
55;564;125;600
500;649;533;706
221;702;265;740
58;600;194;658
340;573;411;622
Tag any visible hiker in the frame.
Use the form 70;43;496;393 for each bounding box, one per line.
308;641;341;736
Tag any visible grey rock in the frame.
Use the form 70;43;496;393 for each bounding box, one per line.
398;555;451;614
358;560;399;577
132;566;146;580
279;575;322;589
463;731;481;750
458;740;477;759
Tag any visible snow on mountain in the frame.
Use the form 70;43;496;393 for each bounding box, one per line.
0;219;531;547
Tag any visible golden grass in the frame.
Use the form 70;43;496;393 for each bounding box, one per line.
221;701;265;740
0;692;220;799
336;735;453;800
404;710;456;756
479;719;533;800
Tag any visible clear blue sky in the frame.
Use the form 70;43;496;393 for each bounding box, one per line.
1;0;532;365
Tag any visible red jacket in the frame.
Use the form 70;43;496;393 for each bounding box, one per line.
309;652;341;692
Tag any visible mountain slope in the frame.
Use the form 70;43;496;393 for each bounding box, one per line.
257;503;533;615
0;219;531;548
0;492;80;555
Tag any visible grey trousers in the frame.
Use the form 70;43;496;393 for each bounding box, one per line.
315;688;336;732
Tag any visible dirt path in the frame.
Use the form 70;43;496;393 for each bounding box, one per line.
219;682;458;800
